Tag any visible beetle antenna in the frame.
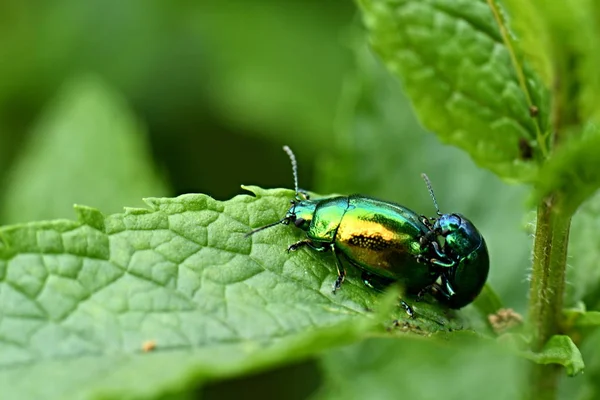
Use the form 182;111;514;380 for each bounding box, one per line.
245;217;288;238
421;173;442;215
283;145;299;196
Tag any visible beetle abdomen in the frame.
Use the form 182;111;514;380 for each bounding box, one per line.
333;196;434;288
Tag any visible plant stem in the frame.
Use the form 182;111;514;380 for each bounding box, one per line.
528;195;572;400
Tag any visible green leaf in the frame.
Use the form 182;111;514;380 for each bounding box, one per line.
563;328;600;398
473;283;503;316
577;2;600;124
498;333;584;376
498;0;552;87
502;1;600;211
0;76;169;224
0;122;12;183
0;186;463;399
574;312;600;328
194;0;354;147
534;122;600;217
566;192;600;306
357;0;550;181
521;335;585;377
563;308;600;329
470;284;507;334
315;335;525;399
503;0;600;125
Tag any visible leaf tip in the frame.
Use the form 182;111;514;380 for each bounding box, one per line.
517;335;585;376
241;185;263;197
74;204;106;232
142;197;161;211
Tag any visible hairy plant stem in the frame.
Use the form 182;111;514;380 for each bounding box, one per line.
528;195;572;400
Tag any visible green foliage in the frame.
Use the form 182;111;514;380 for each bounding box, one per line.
0;187;466;399
500;0;600;211
195;1;355;146
316;335;525;399
357;0;600;398
534;124;600;216
524;335;584;377
566;192;600;307
0;76;169;225
502;0;600;124
357;0;549;180
1;0;600;399
497;333;584;377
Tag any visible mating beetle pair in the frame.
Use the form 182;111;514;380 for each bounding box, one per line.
247;146;489;309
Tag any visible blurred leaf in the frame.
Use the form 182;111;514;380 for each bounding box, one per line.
496;331;529;350
316;37;531;312
0;1;185;135
561;328;600;399
0;186;465;399
565;192;600;306
578;2;600;124
563;309;600;329
0;124;10;180
522;335;584;377
473;284;504;316
502;0;600;125
534;123;600;217
498;333;584;377
315;335;525;400
0;76;169;224
357;0;550;181
502;1;600;213
194;0;354;147
573;312;600;328
498;0;552;86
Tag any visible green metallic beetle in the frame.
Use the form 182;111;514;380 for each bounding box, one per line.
423;211;489;309
246;146;489;309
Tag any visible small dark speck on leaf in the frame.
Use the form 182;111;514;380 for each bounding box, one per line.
529;105;539;117
518;138;533;160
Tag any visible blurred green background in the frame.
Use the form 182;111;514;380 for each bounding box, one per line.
0;0;535;398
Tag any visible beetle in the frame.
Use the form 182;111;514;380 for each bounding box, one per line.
246;146;489;309
419;175;490;309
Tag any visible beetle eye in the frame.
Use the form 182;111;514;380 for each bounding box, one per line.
294;218;305;227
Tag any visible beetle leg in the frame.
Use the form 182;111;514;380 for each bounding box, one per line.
288;239;329;254
400;300;415;318
287;239;313;252
424;239;451;262
431;278;455;303
361;271;393;292
330;244;346;294
416;286;428;301
419;231;440;252
417;240;454;268
428;258;455;268
361;271;378;291
429;241;446;258
425;241;456;268
420;215;433;228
